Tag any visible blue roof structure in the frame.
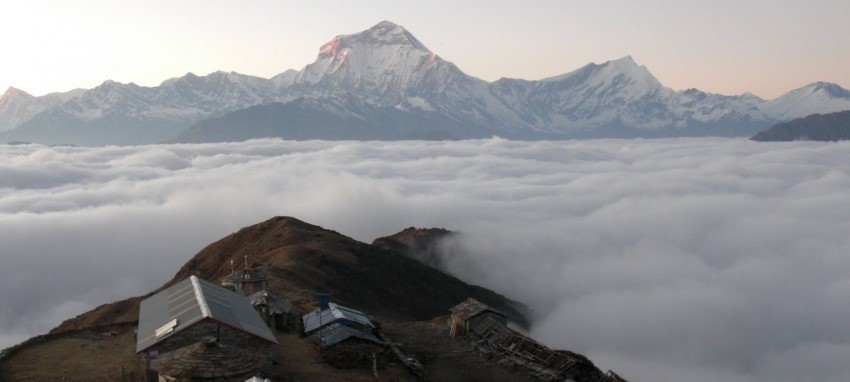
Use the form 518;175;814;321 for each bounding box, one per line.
302;302;374;334
136;275;278;353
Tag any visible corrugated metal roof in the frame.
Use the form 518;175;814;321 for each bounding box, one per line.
302;303;374;334
449;298;507;321
136;275;278;353
309;323;383;349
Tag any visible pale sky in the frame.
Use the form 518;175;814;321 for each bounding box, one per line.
1;0;848;99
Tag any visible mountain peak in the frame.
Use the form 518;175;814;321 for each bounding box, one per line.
776;81;850;100
606;55;638;69
371;20;406;33
761;81;850;120
1;87;33;101
343;20;430;52
292;20;454;101
805;82;850;98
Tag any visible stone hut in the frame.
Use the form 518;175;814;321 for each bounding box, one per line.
248;290;293;332
136;276;278;381
301;295;385;370
448;298;508;337
308;323;385;369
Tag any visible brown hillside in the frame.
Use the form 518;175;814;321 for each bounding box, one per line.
52;216;527;334
3;216;623;382
169;216;527;325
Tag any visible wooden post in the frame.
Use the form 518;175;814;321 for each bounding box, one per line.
372;352;379;379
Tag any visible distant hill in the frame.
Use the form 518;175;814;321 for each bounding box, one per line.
750;110;850;141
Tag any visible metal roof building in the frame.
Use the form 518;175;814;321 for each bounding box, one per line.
302;302;374;334
136;275;278;354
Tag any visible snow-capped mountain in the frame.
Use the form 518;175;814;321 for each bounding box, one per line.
2;21;849;145
292;20;446;93
0;87;82;132
760;82;850;121
489;56;682;132
282;21;496;126
4;71;282;145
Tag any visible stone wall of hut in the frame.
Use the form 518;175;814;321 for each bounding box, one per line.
146;320;271;356
320;339;387;370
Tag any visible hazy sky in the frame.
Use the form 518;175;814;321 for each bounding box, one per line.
1;0;848;99
1;137;849;382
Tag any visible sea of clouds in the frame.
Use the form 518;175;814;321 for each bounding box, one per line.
1;137;848;381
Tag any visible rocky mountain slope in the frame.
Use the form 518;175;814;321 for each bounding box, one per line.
373;226;455;270
3;21;850;145
750;110;850;141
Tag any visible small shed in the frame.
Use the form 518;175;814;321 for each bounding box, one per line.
448;298;508;337
248;290;293;331
136;276;278;380
302;300;374;335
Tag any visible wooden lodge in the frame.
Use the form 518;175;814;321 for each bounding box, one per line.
447;298;629;382
448;298;508;337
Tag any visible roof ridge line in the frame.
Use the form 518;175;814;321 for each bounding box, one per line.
190;275;212;318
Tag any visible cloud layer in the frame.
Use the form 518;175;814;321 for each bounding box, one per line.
1;138;848;381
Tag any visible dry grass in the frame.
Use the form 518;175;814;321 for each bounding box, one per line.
270;332;414;381
0;327;140;381
1;329;416;382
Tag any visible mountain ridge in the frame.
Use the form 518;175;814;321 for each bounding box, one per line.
2;21;850;145
47;216;529;335
750;110;850;141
